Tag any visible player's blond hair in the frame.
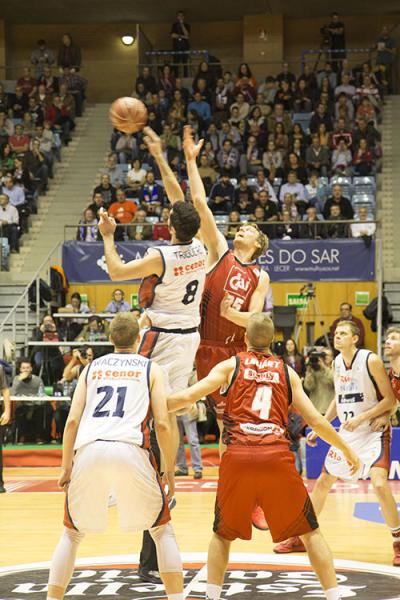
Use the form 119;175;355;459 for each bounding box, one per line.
387;326;400;336
247;223;269;260
336;320;360;341
110;312;139;348
246;313;275;349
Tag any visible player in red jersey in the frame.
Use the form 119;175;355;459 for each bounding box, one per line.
385;326;400;402
183;126;270;528
168;313;360;600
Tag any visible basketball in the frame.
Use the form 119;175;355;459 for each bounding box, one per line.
109;97;148;133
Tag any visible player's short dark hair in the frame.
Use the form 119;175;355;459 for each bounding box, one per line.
17;357;32;371
340;302;352;310
110;313;139;348
169;201;200;242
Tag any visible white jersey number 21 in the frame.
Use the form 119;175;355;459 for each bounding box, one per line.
251;386;272;420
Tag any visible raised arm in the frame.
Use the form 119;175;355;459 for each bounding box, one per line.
220;270;270;327
290;367;360;475
183;125;228;265
167;357;236;413
99;209;163;280
143;126;184;205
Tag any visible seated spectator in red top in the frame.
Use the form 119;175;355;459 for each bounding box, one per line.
356;97;376;125
237;63;257;89
57;33;82;70
140;171;164;215
153;206;171;241
8;86;28;119
329;302;365;347
108;189;137;223
17;67;37;97
353;138;375;175
332;117;353;148
9;124;30;154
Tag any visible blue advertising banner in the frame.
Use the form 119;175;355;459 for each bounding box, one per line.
62;239;375;283
305;426;400;480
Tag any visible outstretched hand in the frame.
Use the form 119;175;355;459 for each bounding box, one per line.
98;208;116;238
183;125;204;160
143;126;162;158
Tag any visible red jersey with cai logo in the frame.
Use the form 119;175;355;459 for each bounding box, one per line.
389;368;400;401
221;351;292;447
200;250;261;344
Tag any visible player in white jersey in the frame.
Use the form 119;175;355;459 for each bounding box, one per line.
274;320;400;566
47;313;184;600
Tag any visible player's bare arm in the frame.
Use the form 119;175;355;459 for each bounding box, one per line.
0;385;11;425
183;125;228;266
150;362;175;497
306;395;337;446
59;366;88;489
342;353;397;432
289;367;360;475
220;270;270;327
167;357;236;413
143;126;184;204
99;209;163;280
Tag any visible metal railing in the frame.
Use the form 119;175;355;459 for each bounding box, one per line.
0;242;61;356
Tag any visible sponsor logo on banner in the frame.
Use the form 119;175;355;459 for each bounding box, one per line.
1;554;399;599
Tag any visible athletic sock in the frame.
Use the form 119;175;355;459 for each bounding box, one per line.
390;525;400;539
206;583;222;600
325;588;341;600
168;594;183;600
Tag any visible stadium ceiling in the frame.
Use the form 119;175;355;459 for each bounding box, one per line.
1;0;400;23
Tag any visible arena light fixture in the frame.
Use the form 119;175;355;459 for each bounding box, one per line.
121;34;135;46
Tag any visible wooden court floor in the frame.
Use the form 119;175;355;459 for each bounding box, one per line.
1;466;399;569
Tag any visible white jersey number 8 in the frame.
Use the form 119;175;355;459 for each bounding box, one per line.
251;386;272;420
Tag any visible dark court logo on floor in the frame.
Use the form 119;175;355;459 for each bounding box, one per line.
1;554;399;599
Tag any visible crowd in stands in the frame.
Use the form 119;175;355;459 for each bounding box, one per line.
76;52;385;243
0;35;86;265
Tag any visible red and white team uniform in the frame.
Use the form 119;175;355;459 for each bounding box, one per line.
324;349;391;480
64;352;169;533
389;367;400;401
139;239;207;393
196;250;261;413
213;350;318;542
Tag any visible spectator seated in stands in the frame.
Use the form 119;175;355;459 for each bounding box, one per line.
224;210;241;239
217;139;240;176
233;175;256;214
283;338;305;377
128;208;152;241
77;315;109;341
108;188;137;224
305;134;330;177
329;302;365;347
299;206;325;240
0;193;19;253
9;124;30;155
242;135;262;175
255;189;279;223
140;171;164;215
332;117;353;149
76;207;99;242
100;152;125;188
104;289;131;313
135;66;157;95
2;175;26;214
30;315;64;384
331;137;352;175
198;154;219;195
0;111;14;146
351;206;376;240
208;172;235;214
323;183;354;220
279;170;305;203
115;131;138;165
326;204;349;238
187;91;211;127
250;205;275;236
17;67;37;97
275;209;299;240
59;66;87;117
353;138;375;175
280;192;299;220
8;85;28;120
60;291;91;340
254;168;278;203
262;140;284;180
93;173;116;207
267;102;293;133
23;138;49;193
126;157;147;191
88;191;107;218
309;102;333;134
153;206;171;241
12;357;50;444
0;143;15;173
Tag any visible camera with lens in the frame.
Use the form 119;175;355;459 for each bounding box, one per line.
308;349;326;370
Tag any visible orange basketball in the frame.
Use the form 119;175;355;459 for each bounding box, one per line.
109;97;148;134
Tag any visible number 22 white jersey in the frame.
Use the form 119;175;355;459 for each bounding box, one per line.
139;239;207;329
74;353;152;451
334;348;379;437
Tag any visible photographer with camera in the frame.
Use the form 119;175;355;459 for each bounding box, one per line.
30;315;65;384
303;349;335;415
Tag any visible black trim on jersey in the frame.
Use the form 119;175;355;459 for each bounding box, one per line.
169;240;194;246
233;253;257;267
146;359;151;391
206;248;230;275
283;363;293;405
138;330;160;359
147;449;167;527
220;355;240;397
84;361;93;385
342;348;360;371
150;325;198;334
366;351;383;400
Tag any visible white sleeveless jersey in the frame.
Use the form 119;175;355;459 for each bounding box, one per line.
333;349;379;436
139;239;207;329
74;353;152;450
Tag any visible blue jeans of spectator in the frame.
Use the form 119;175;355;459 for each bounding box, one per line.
2;223;19;251
176;415;202;473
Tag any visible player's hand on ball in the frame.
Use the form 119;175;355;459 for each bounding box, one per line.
58;467;72;491
343;448;361;477
306;430;318;446
143;126;162;157
369;413;390;432
163;471;175;499
183;125;204;160
342;414;364;432
98;208;116;237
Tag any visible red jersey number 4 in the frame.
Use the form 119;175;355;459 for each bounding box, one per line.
251;386;272;420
